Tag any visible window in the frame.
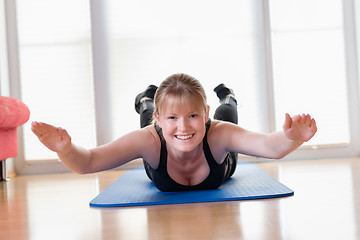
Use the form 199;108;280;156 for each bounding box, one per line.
106;0;357;153
16;0;96;162
270;0;349;146
3;0;359;174
107;0;263;135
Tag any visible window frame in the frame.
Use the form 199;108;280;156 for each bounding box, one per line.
1;0;359;175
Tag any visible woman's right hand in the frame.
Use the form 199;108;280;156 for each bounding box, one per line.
31;121;72;154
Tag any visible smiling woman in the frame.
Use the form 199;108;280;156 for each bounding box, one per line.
31;73;316;191
139;74;239;191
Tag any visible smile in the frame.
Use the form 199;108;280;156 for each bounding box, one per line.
175;134;194;140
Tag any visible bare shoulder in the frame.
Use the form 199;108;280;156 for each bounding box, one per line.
116;125;159;143
91;125;161;169
131;125;161;153
139;125;160;140
208;120;242;136
137;125;161;168
206;120;240;162
207;120;250;157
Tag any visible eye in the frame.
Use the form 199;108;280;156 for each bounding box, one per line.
168;116;177;120
189;114;198;118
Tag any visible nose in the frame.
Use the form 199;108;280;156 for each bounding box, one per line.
178;118;189;132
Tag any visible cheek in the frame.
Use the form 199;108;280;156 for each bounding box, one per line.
160;121;175;133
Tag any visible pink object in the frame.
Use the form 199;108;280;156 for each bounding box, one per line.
0;96;30;160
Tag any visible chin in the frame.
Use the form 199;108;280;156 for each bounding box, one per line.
173;140;202;153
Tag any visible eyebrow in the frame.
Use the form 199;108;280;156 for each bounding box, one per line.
163;110;200;116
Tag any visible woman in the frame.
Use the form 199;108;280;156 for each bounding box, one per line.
31;73;317;191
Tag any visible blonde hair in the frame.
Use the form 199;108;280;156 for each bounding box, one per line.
154;73;207;116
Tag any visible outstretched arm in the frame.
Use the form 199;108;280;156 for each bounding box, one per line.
31;121;158;174
213;113;317;160
264;113;317;158
31;122;92;173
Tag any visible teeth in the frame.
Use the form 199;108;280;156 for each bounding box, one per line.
176;134;193;140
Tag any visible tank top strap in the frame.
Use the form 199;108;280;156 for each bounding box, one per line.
154;124;168;170
205;118;211;131
203;119;219;167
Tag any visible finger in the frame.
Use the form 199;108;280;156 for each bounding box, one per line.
299;114;306;124
59;128;71;141
31;124;43;138
38;122;58;132
31;122;47;136
311;118;317;130
304;114;312;126
31;121;45;131
31;121;40;129
57;127;67;138
283;113;292;130
292;114;301;123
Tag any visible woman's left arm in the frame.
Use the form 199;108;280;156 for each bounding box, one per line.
217;113;317;159
264;113;317;158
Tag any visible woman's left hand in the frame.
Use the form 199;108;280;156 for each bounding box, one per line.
283;113;317;142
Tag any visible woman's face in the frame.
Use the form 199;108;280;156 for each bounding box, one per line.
155;95;209;154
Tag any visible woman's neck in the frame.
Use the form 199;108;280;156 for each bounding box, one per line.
166;142;204;164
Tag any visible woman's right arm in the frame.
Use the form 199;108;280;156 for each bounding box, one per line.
31;121;158;174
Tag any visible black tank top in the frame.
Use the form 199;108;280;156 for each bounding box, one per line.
144;120;227;192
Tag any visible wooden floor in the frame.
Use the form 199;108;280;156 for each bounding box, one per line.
1;158;360;240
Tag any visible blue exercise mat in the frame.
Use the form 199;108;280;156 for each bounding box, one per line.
90;163;293;207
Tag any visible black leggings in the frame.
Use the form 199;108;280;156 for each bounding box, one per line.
139;96;238;179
